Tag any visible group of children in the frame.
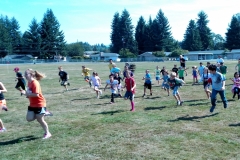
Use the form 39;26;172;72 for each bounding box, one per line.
0;58;237;138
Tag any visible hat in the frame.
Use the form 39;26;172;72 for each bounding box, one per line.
200;62;202;64
13;67;19;72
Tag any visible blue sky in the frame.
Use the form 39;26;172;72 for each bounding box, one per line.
0;0;239;45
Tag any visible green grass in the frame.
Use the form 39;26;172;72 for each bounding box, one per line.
1;61;240;160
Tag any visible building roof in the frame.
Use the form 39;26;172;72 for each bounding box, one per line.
139;52;156;57
90;53;119;57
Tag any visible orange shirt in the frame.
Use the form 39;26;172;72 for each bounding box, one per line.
28;79;46;107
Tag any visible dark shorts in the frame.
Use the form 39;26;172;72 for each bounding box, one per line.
144;82;152;89
28;106;46;114
124;91;134;101
61;80;68;86
181;63;185;68
15;81;26;90
203;81;209;89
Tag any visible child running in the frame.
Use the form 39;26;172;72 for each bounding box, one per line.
230;72;240;99
123;70;136;111
142;69;152;97
162;70;170;96
82;65;92;87
167;72;185;105
0;81;8;132
14;67;26;96
114;72;123;97
154;66;161;85
90;72;102;99
24;69;52;139
192;66;198;85
201;67;212;99
58;66;70;91
104;75;118;103
208;64;228;113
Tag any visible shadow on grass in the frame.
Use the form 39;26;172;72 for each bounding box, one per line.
71;97;92;101
94;102;113;106
144;106;166;111
229;123;240;127
0;135;39;146
184;99;207;102
91;109;125;115
168;113;219;122
188;102;210;106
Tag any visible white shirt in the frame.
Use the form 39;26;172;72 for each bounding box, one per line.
90;76;100;86
106;80;118;93
217;58;224;63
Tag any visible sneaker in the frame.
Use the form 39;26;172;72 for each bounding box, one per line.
180;101;184;106
99;90;102;95
177;101;181;105
0;128;6;132
68;83;70;86
224;104;228;109
210;106;215;113
150;93;152;96
142;94;146;97
43;133;52;139
130;109;135;112
2;106;8;111
45;110;53;116
109;101;114;104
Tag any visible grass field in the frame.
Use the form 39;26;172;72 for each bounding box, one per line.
0;60;240;160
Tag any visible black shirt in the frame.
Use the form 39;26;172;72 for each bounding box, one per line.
16;72;25;84
172;67;178;75
59;71;68;81
114;76;123;84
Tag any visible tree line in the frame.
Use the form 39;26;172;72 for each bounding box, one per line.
0;8;240;59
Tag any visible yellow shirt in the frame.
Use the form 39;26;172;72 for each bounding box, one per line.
108;63;115;70
82;68;90;76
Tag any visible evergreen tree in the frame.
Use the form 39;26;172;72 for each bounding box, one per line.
0;17;11;57
135;16;146;54
9;17;22;54
151;9;176;52
110;12;122;53
119;9;137;55
39;9;66;58
225;15;240;50
22;18;41;57
143;16;154;52
182;20;202;51
196;11;213;50
66;42;84;57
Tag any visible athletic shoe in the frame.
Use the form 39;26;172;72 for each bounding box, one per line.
68;83;70;86
180;101;184;106
99;90;102;95
210;106;215;113
109;102;114;104
2;106;8;111
45;110;53;116
0;128;6;132
150;93;152;96
142;94;146;97
43;133;52;139
224;104;228;109
130;109;135;112
177;101;181;105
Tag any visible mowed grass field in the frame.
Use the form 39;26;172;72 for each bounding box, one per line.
0;60;240;160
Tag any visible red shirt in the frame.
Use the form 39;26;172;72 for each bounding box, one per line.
125;77;135;94
28;79;46;107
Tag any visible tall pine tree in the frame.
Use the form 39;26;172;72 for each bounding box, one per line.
225;15;240;50
110;12;121;53
0;16;11;57
182;20;202;51
22;18;42;57
143;16;154;52
39;9;66;58
196;11;212;50
135;16;146;54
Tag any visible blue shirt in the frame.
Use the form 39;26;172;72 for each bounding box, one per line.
198;65;205;75
110;67;121;74
145;73;151;84
209;72;225;91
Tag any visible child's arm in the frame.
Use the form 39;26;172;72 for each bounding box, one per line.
175;78;185;84
103;84;108;91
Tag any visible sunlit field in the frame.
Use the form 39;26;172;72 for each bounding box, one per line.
1;60;240;159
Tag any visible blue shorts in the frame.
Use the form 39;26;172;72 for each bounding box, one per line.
172;86;179;95
156;77;160;80
124;91;134;101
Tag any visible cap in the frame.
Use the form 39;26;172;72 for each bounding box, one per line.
200;62;202;64
13;67;19;72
